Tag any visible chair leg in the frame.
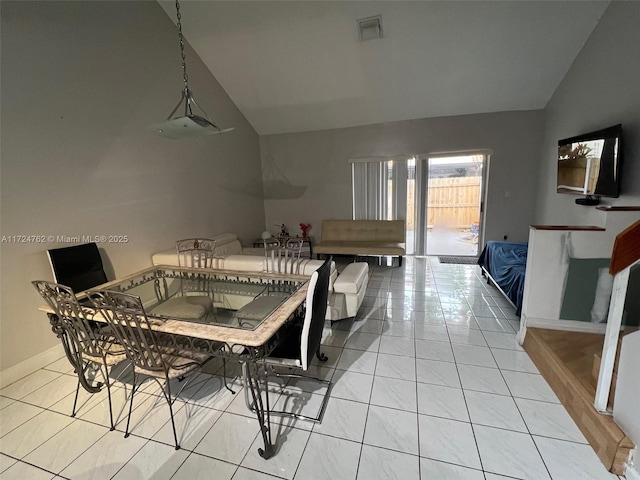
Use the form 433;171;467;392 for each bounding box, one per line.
162;378;180;450
103;363;115;431
71;380;81;418
254;364;332;423
155;366;213;451
124;371;138;439
75;359;101;401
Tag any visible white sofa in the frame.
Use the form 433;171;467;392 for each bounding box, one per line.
151;233;369;321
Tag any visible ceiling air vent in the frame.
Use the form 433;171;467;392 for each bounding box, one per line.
357;15;383;41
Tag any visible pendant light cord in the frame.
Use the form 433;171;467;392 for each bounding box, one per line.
175;0;189;91
151;0;233;135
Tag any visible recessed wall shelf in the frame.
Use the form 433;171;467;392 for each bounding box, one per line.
596;206;640;211
530;225;606;231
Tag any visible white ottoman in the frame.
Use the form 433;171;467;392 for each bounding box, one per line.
330;262;369;319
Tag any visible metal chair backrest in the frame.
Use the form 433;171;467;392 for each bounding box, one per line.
176;238;217;269
265;238;303;274
263;238;280;273
47;243;108;293
299;257;331;370
31;280;105;359
88;290;166;374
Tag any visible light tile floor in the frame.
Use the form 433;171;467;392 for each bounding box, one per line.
0;257;624;480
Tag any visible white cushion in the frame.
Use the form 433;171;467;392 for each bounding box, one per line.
210;232;238;246
297;259;328;275
152;248;179;266
333;263;369;294
294;259;337;290
222;255;266;272
241;247;266;256
216;239;243;256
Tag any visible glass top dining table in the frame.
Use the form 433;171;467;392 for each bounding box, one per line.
78;264;310;349
39;264;312;460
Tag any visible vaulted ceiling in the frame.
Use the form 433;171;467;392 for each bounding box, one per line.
158;1;610;135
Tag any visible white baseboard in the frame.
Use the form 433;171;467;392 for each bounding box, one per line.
625;463;640;480
0;344;65;389
623;449;640;480
522;317;608;334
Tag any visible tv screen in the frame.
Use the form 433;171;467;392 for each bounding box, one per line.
557;124;622;198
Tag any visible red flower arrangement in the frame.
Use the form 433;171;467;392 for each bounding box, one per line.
299;223;311;238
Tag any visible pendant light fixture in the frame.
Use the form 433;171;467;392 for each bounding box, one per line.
151;0;234;139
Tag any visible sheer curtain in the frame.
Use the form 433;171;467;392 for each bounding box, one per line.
351;157;408;222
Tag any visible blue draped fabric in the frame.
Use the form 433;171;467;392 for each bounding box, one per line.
477;241;528;316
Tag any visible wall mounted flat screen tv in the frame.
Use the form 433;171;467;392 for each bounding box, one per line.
557;124;622;199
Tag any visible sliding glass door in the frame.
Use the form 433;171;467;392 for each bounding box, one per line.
415;153;486;256
352;152;487;257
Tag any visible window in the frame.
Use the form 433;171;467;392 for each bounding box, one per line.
351;158;408;222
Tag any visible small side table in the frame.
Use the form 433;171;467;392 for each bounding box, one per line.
253;236;314;258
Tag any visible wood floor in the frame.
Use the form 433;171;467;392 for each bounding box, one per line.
522;327;634;475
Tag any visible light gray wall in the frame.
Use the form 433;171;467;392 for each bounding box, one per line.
261;110;544;245
0;1;264;370
534;1;640;225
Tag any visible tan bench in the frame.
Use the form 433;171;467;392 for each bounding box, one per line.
314;219;406;266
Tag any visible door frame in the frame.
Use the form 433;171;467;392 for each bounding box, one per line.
414;149;492;257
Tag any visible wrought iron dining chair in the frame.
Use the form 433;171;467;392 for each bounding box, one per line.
150;238;217;320
88;289;215;450
47;243;108;294
242;256;332;423
265;238;304;275
160;237;235;393
176;238;218;268
31;280;128;430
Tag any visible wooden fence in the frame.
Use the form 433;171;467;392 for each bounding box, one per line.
407;176;481;230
